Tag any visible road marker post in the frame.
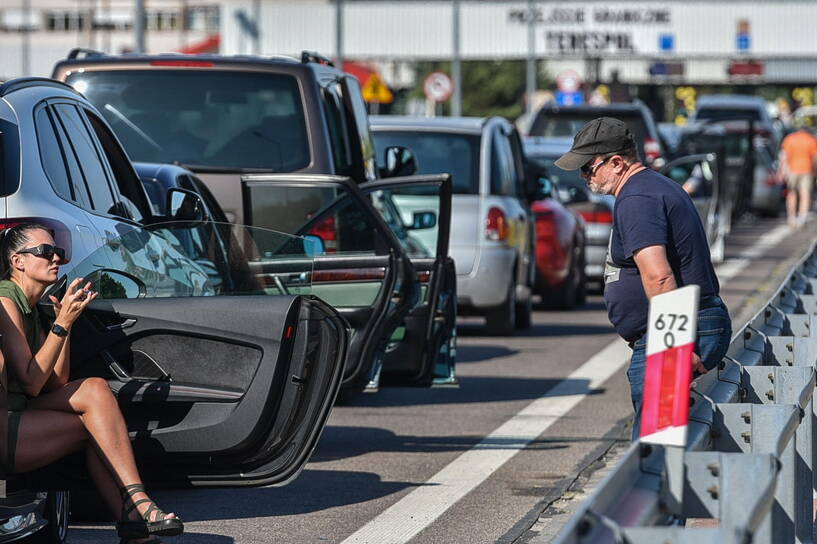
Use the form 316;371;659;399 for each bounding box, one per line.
640;285;700;446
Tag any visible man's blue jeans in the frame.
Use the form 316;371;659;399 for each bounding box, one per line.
627;296;732;441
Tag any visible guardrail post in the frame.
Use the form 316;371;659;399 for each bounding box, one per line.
742;366;816;544
623;452;779;544
713;403;800;544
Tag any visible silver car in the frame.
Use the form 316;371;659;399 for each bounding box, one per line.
371;116;537;335
0;78;183;273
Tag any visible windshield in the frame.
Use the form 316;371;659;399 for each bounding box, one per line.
63;222;319;299
529;112;649;158
66;70;310;172
372;131;480;194
525;155;586;193
696;108;763;123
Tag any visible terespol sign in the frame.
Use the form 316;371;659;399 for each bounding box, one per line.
509;5;672;55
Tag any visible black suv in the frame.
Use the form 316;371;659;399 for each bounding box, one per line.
53;50;457;393
528;101;666;169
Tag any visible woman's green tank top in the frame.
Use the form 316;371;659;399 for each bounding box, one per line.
0;280;43;408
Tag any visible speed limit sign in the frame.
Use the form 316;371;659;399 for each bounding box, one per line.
424;72;454;103
640;284;700;446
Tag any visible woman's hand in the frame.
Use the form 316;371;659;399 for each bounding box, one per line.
49;278;98;329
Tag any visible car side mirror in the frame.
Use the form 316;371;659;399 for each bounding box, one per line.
537;177;554;199
303;234;326;256
380;146;417;178
409;211;437;230
166;188;208;222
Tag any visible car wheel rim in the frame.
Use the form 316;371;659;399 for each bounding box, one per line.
55;491;68;540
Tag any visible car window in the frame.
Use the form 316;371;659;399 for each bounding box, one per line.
66;70;310;172
368;184;440;259
323;83;353;176
84;109;148;222
34;105;74;203
243;182;387;255
696;108;762;123
490;132;516;196
64;222;317;299
372;131;480;195
340;76;377;181
530;112;649;159
52;103;118;216
0;117;21;197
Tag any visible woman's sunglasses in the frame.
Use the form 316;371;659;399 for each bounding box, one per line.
16;244;66;261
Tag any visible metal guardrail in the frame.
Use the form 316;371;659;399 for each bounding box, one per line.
555;241;817;544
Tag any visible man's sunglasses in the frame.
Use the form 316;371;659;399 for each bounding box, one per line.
580;157;610;177
16;244;66;261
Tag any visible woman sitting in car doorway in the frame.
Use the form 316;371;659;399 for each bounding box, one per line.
0;224;183;544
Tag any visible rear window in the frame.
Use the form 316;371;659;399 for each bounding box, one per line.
65;70;309;172
530;111;648;159
696;108;762;123
526;155;585;192
372;131;481;194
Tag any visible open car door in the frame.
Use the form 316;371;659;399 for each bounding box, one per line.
360;175;457;387
660;153;725;263
240;174;418;392
53;222;347;487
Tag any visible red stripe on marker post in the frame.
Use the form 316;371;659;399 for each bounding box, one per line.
640;285;700;446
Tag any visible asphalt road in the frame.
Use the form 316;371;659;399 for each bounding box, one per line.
68;214;817;544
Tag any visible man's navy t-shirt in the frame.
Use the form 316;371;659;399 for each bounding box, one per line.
603;168;720;342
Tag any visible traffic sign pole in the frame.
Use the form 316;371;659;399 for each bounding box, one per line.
640;285;700;446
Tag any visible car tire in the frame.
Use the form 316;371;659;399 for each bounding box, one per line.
575;251;587;306
24;491;69;544
546;253;580;311
515;289;532;330
485;281;516;336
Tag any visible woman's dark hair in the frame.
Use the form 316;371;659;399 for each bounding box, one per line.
0;223;52;279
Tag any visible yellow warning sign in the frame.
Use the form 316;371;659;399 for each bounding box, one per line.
362;73;393;104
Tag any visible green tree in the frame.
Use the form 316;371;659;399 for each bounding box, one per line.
410;60;552;120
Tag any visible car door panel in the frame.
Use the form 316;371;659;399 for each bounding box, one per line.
57;246;347;486
360;175;457;386
240;174;416;392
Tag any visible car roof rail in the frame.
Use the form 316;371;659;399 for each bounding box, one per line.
66;47;106;60
300;50;334;67
0;77;82;98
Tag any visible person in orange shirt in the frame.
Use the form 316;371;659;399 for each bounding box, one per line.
780;127;817;227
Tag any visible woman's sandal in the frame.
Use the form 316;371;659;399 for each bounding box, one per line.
115;483;184;539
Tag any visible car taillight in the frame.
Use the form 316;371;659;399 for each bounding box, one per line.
644;138;662;164
307;215;337;253
0;218;73;263
485;207;509;241
535;210;557;239
578;210;613;224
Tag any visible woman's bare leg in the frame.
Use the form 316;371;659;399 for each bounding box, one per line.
25;378;176;523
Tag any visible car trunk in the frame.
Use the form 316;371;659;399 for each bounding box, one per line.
449;194;481;276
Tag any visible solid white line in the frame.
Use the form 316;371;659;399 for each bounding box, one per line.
340;339;632;544
714;223;791;281
341;221;792;544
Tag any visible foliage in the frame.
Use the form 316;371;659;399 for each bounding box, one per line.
409;60;552;120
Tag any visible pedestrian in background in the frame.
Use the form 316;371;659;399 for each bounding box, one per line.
779;126;817;228
555;117;732;440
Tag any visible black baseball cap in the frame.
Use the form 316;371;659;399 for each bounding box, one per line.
554;117;636;170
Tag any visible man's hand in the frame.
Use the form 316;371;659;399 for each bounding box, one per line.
692;352;707;375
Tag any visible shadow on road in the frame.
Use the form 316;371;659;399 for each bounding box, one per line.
457;322;614;337
68;529;228;543
148;470;420;521
310;426;576;463
341;376;597;408
457;344;518;363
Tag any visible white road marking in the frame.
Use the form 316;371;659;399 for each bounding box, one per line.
714;223;791;281
340;339;632;544
341;221;792;544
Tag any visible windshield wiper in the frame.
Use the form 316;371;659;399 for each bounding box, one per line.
103;104;162;151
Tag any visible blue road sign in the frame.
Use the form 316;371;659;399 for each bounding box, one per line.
556;91;584;106
736;32;751;51
659;34;674;52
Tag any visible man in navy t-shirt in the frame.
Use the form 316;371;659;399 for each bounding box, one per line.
555;117;732;440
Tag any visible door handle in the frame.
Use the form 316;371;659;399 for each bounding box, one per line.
106;318;136;331
101;350;131;382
